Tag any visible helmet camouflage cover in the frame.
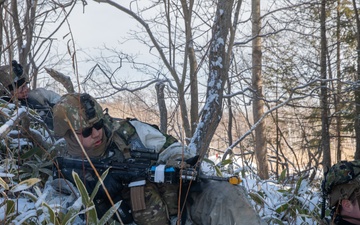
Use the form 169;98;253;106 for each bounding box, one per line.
0;65;13;91
323;160;360;208
53;93;104;136
0;60;26;92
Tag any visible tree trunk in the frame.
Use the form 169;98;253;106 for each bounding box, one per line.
189;0;233;159
320;0;331;171
335;0;342;162
252;0;269;179
156;82;168;133
180;0;199;136
352;0;360;160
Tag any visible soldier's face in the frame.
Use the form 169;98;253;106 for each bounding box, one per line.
340;198;360;223
77;127;104;150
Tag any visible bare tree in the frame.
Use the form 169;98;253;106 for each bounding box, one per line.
252;0;269;179
320;0;331;171
352;0;360;160
188;0;236;159
0;0;76;89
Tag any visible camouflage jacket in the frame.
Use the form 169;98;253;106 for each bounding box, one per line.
52;113;192;199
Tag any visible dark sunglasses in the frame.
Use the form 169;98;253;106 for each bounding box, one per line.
78;119;104;138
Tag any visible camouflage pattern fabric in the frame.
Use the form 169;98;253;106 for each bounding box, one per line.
0;65;14;92
323;160;360;207
157;183;179;216
27;88;60;107
0;60;27;93
189;181;265;225
53;93;104;137
131;183;169;225
109;117;137;145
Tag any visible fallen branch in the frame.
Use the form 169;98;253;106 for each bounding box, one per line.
44;68;74;93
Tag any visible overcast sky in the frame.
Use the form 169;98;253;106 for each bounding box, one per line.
66;2;135;51
45;1;150;92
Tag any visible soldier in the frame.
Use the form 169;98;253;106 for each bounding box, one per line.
52;92;192;224
0;60;61;130
52;92;265;225
323;160;360;225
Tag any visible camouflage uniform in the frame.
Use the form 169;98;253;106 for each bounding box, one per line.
323;160;360;224
189;180;265;225
52;93;266;225
0;61;60;129
52;93;192;225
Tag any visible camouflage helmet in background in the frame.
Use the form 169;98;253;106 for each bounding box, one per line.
0;60;26;92
323;160;360;208
53;93;104;136
0;65;13;91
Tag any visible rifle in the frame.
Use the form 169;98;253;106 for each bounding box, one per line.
55;148;241;186
55;149;197;185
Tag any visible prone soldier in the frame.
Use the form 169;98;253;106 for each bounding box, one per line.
52;92;265;225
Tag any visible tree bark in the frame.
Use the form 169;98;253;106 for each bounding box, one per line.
320;0;331;171
155;82;168;133
180;0;199;136
252;0;269;179
335;0;342;162
189;0;233;159
352;0;360;160
45;68;75;93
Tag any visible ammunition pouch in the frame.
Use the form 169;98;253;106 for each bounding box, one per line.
129;180;146;212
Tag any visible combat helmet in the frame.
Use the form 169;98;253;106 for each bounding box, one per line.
0;60;26;92
323;160;360;208
53;93;104;137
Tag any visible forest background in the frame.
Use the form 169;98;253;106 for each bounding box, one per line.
0;0;359;224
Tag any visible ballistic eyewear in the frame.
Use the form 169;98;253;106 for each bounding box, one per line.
78;119;104;138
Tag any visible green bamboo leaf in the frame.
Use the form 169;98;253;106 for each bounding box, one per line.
219;159;233;166
10;178;41;193
270;218;286;225
21;190;38;202
0;177;9;190
39;167;54;177
278;169;287;183
90;168;110;201
61;207;80;225
63;198;83;225
295;176;304;195
275;203;289;213
248;192;265;206
203;158;215;166
42;202;60;225
20;147;41;160
72;172;98;224
5;199;15;215
86;202;98;224
214;166;223;177
98;201;121;225
72;171;91;206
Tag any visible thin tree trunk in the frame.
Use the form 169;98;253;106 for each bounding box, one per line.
335;0;342;162
180;0;199;136
189;0;233;159
252;0;269;179
320;0;331;171
156;82;168;133
352;0;360;159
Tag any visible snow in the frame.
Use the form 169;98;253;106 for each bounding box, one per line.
0;102;323;224
0;152;323;224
